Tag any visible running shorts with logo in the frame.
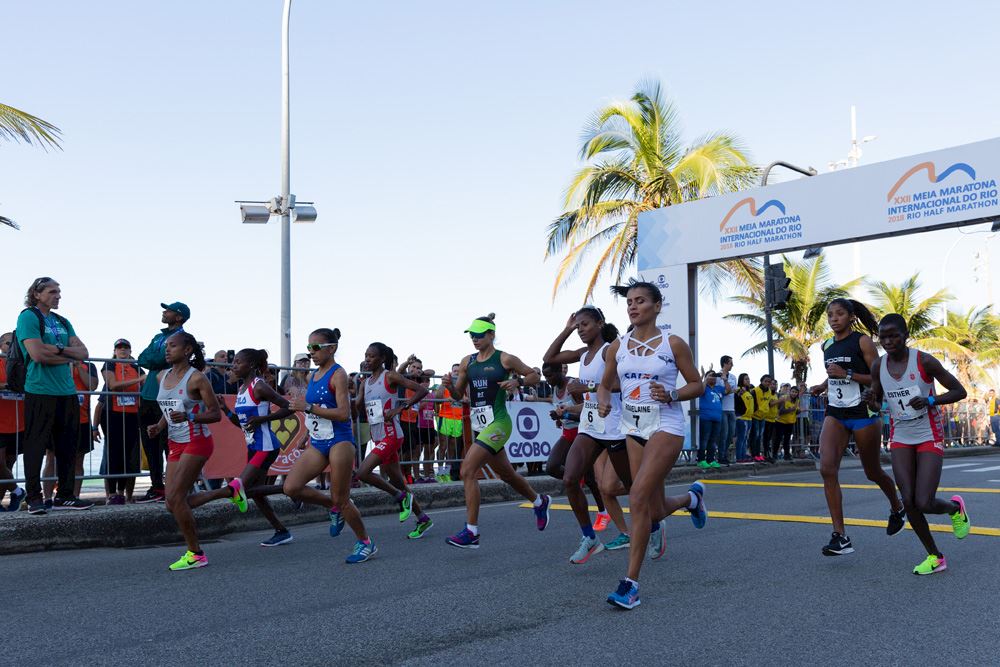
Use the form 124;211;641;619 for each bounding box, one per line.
168;434;214;461
438;417;463;438
890;440;944;455
372;433;405;465
475;415;513;454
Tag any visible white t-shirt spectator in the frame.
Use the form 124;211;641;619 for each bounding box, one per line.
721;372;737;412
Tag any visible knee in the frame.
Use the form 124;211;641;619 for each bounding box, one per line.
819;463;838;481
459;462;477;482
863;467;886;483
912;497;934;514
282;480;301;499
544;462;561;479
164;491;185;512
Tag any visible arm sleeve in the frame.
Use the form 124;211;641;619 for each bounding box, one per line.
137;337;168;371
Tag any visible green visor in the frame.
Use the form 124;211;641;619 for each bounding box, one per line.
464;319;496;334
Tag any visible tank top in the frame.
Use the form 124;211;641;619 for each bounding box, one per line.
416;393;436;428
156;366;211;443
304;364;354;445
467;349;508;432
879;349;943;444
577;343;622;440
553;385;580;431
234;378;280;452
365;370;402;442
616;333;685;439
823;331;871;420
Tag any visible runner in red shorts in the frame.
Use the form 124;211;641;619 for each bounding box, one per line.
355;342;434;539
867;313;972;575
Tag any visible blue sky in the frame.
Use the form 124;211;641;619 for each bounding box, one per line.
3;1;999;386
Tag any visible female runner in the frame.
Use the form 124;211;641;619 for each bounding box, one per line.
542;307;633;564
283;328;375;564
441;314;551;548
809;298;905;556
597;281;708;610
146;332;223;571
217;348;298;547
867;313;971;574
355;342;434;539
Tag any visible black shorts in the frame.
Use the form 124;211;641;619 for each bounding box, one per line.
597;438;626;453
0;432;23;453
415;426;436;446
46;422;94;453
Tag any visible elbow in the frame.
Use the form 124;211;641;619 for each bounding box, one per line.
955;387;968;401
204;408;222;423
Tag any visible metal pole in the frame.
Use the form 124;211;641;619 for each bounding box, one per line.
280;0;292;367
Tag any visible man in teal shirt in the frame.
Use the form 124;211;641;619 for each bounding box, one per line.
134;301;188;503
17;277;93;514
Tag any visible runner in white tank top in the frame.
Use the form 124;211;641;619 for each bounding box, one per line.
868;314;970;576
541;307;632;564
353;342;435;539
597;281;708;611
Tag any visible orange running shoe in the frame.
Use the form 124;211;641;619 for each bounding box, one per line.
593;511;611;532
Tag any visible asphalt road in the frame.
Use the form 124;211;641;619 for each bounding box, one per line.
9;453;1000;666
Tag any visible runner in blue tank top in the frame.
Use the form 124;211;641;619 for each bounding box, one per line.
283;328;375;564
216;348;298;547
809;298;905;557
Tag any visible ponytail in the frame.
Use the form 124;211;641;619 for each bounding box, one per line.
237;348;269;376
170;332;206;371
575;304;619;343
829;298;879;338
369;342;397;371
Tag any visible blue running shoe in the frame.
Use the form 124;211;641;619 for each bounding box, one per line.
534;494;551;531
607;579;640;610
329;509;345;537
260;530;294;547
6;487;25;512
446;527;480;549
687;481;707;529
345;539;377;564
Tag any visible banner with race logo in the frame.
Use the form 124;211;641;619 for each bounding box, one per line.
504;401;564;464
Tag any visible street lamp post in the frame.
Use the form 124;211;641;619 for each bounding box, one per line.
829;105;877;294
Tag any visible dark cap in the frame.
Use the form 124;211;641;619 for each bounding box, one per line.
161;302;191;320
114;338;131;348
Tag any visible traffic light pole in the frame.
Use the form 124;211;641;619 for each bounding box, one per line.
759;161;817;380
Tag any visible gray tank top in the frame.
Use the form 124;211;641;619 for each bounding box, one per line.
364;370;402;442
157;366;211;443
553;385;580;430
879;349;941;444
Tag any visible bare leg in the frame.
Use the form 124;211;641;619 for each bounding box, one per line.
383;460;424;516
595;452;628;534
356;451;405;498
626;433;682;581
164;455;209;553
562;434;603;527
819;417;849;534
328;441;367;541
283;447;334;509
489;447;539;502
855;422;903;512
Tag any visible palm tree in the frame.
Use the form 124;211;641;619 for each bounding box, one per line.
919;308;1000;389
724;255;861;384
866;275;951;342
546;80;759;302
0;102;62;150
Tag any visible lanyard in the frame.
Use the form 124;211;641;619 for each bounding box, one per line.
44;315;64;345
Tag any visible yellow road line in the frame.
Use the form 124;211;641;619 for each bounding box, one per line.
700;479;1000;494
520;503;1000;537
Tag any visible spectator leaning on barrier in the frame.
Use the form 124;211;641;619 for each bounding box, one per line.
206;350;238;395
734;373;753;463
718;355;737;465
435;362;466;482
697;370;724;468
135;301;189;503
101;339;144;505
42;354;98;506
16;277;94;513
0;332;26;509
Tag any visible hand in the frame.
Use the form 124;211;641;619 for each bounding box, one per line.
549;410;560;422
386;407;403;420
809;384;824;396
825;363;847;379
909;396;929;410
564;313;578;331
147;423;163;438
289;397;308;412
168;410;188;424
441;373;453;389
91;427;101;444
499;378;519;393
862;388;879;411
650;381;672;404
598;399;611;418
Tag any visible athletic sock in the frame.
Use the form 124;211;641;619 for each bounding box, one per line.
193;550;204;556
532;495;543;507
361;537;371;545
625;577;638;588
581;524;596;540
417;513;429;523
596;510;610;519
330;505;340;513
466;523;479;536
688;491;699;510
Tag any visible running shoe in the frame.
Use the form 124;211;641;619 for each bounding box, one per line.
534;494;551;531
686;481;708;529
408;518;434;539
605;533;631;551
135;488;165;504
950;495;970;539
647;520;667;560
607;579;640;610
822;532;854;556
593;511;611;532
44;499;54;510
108;494;126;506
709;461;721;469
6;487;25;512
291;496;304;511
345;539;377;564
398;492;414;522
570;535;605;564
913;554;947;576
27;501;46;515
887;507;907;536
436;474;451;483
51;497;95;511
329;508;345;537
168;551;208;571
697;460;710;470
260;531;294;547
228;478;248;513
446;527;480;549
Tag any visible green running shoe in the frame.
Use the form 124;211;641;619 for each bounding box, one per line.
168;550;208;571
228;478;248;513
949;495;970;539
913;553;947;575
408;518;433;539
709;461;721;469
398;491;413;522
697;460;710;470
605;533;630;551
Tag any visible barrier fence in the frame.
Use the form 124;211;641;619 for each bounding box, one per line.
1;359;998;493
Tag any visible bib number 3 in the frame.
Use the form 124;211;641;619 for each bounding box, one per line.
827;378;861;409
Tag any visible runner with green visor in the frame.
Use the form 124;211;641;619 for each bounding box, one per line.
443;313;552;549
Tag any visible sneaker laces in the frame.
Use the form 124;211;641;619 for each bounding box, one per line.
615;580;632;596
352;541;367;556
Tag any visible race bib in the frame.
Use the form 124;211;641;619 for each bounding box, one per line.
827;378;861;408
306;413;335;441
242;425;255;446
620;400;659;439
0;391;21;401
421;407;435;422
470;405;494;433
887;386;927;421
116;396;136;408
157;398;189;442
580;398;606;435
365;400;384;425
77;394;85;406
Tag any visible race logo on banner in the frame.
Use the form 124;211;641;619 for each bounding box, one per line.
505;403;562;463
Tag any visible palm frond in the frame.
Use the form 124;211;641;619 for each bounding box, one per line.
0;103;62;150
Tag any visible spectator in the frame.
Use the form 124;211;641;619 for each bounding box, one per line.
0;332;26;510
697;370;723;469
795;382;811;454
750;374;771;462
414;374;439;482
763;377;779;462
772;384;797;461
136;301;189;503
279;353;310;399
435;363;466;482
17;277;94;513
734;373;753;463
42;362;97;505
206;350;238;395
718;355;737;465
101;339;144;505
987;389;1000;446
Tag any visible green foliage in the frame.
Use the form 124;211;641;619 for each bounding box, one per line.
0;103;62;150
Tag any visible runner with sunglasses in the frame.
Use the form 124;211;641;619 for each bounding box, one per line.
284;328;376;564
441;313;551;548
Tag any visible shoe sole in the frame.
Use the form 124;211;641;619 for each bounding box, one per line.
536;497;550;531
446;539;480;549
570;543;605;564
648;521;667;560
261;536;294;547
689;482;707;529
169;561;208;571
822;546;855;556
607;597;641;610
605;542;630;551
27;508;47;515
135;497;163;504
408;523;433;539
50;505;95;511
913;564;947;575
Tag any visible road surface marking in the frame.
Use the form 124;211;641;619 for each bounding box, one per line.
699;479;1000;494
941;463;981;469
962;465;1000;473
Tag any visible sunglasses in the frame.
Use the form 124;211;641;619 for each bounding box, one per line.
469;332;487;340
306;343;337;352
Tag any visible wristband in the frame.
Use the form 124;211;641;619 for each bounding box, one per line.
927;395;936;406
